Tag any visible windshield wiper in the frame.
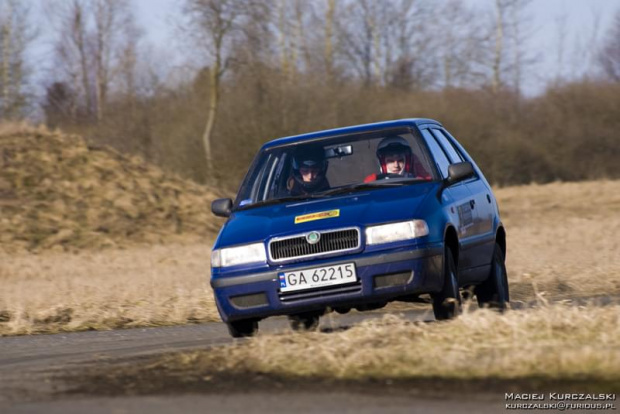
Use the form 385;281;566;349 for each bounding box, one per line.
319;178;424;196
318;183;384;196
236;194;322;210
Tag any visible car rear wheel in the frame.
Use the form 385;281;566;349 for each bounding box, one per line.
227;319;258;338
288;312;321;332
475;242;509;310
432;247;462;320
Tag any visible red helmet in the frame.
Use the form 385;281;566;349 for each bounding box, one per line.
376;136;412;175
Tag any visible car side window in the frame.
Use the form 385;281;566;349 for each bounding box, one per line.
441;128;474;161
421;129;451;179
254;153;278;202
431;129;463;164
266;152;289;199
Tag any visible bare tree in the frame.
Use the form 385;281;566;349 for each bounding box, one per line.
94;0;135;120
291;0;309;75
276;0;290;76
49;0;139;122
598;9;620;82
272;0;308;79
336;0;383;86
116;33;139;105
487;0;536;95
491;0;506;93
435;0;487;89
274;0;337;81
330;0;440;90
324;0;336;80
182;0;249;177
381;0;438;90
0;0;34;119
553;11;568;82
508;0;535;97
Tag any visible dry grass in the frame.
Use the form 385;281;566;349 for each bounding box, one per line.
497;180;620;301
148;303;620;382
1;180;619;336
0;244;218;336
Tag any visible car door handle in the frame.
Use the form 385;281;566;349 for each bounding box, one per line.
470;199;476;209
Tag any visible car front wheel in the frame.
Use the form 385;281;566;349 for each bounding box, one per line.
227;319;258;338
288;312;321;332
432;247;462;320
475;242;509;310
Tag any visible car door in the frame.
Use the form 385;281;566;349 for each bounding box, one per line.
420;128;477;273
432;128;495;281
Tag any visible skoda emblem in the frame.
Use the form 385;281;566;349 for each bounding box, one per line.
306;231;321;244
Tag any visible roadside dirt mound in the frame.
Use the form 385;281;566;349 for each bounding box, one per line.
0;124;224;252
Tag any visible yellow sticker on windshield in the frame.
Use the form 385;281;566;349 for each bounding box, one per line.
295;209;340;224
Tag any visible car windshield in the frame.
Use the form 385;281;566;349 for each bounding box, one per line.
234;127;437;210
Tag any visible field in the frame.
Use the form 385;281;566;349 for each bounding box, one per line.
1;179;619;336
0;244;219;335
498;180;620;301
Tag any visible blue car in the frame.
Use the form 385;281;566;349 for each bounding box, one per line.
210;119;509;337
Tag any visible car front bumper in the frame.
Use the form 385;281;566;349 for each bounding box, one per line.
211;243;444;322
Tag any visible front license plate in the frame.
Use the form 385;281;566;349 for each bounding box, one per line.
278;263;357;293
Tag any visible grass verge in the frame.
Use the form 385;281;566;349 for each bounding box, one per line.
162;304;620;381
67;303;620;395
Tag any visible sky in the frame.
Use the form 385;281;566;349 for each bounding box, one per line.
31;0;620;98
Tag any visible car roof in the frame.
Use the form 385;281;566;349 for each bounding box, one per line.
261;118;442;150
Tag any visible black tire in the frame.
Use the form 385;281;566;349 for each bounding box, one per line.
227;319;258;338
432;247;462;320
475;243;509;310
288;312;321;331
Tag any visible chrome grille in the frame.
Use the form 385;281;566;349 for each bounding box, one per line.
269;228;360;262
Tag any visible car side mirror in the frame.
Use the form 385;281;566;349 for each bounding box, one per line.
446;162;475;186
212;198;233;217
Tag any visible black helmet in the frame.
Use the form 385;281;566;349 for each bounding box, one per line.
291;146;328;190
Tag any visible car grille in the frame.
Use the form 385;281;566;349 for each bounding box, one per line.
279;281;362;304
269;228;360;262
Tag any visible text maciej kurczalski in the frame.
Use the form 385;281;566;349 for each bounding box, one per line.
505;393;617;401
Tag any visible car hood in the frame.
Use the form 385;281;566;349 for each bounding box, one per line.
215;183;437;248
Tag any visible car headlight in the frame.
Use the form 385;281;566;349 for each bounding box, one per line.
365;220;429;245
211;242;267;268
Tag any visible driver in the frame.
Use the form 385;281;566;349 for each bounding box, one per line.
364;136;431;182
287;146;330;195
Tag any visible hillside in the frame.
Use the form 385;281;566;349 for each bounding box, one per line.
0;124;224;252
